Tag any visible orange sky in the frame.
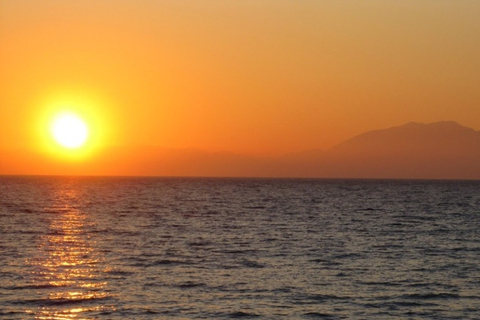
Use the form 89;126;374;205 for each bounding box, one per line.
1;1;480;175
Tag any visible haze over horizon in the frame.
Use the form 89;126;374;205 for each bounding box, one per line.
2;121;479;180
1;1;480;178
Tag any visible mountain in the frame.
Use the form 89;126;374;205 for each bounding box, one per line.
331;121;480;156
1;121;480;179
291;121;480;179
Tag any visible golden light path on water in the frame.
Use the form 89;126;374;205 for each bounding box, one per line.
26;186;113;319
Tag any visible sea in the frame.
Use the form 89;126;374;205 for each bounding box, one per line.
1;176;480;319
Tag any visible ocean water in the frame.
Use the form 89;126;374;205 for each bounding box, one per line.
1;176;480;319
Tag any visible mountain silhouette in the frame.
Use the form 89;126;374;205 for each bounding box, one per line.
332;121;480;156
95;121;480;179
307;121;480;179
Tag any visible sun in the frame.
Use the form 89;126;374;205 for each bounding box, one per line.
50;112;89;149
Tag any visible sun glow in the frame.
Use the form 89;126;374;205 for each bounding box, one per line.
51;113;89;149
37;92;112;163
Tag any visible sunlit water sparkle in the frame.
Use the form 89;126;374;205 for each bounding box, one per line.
1;176;480;319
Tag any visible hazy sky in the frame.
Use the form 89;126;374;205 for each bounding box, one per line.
1;0;480;157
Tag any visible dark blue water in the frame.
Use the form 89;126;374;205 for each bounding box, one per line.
1;176;480;319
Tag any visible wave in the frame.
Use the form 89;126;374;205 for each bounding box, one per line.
228;311;261;318
11;294;112;307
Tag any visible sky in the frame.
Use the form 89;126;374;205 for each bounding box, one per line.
1;1;480;176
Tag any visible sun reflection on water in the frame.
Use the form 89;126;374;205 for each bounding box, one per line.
26;186;113;319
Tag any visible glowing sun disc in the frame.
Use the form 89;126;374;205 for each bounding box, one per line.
51;113;89;149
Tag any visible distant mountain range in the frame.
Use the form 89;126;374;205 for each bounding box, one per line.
301;121;480;179
2;121;480;179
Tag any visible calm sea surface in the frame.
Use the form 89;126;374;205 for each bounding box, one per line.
1;176;480;319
